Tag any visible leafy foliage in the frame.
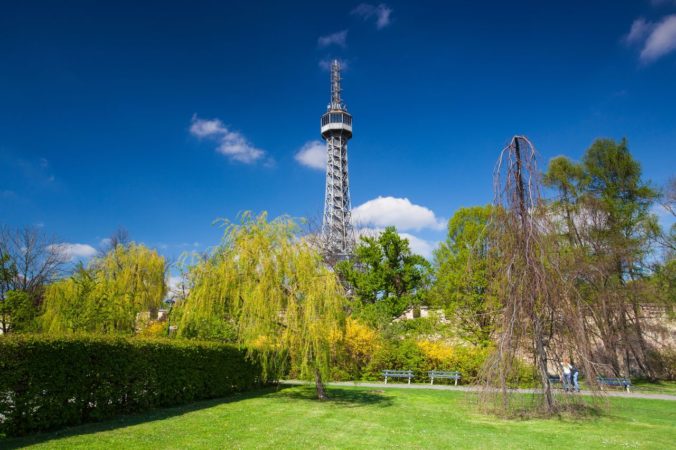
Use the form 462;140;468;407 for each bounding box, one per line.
432;206;496;346
356;336;498;384
176;212;346;397
544;138;662;378
0;334;262;437
40;243;166;334
341;318;381;378
337;226;431;326
0;291;36;332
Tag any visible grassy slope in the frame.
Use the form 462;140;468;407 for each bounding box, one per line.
3;386;675;449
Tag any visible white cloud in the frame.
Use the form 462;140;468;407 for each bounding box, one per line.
351;3;392;29
189;115;266;164
625;18;652;44
399;233;435;258
625;15;676;63
352;196;445;231
355;228;436;258
49;243;97;261
641;15;676;62
318;30;348;48
295;140;326;170
189;117;227;137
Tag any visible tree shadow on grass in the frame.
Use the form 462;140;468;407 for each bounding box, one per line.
0;385;291;449
273;386;394;408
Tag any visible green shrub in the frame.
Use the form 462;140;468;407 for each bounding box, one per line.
0;334;263;437
361;339;445;381
446;346;491;384
358;338;525;385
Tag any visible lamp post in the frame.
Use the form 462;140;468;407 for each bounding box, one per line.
164;297;176;336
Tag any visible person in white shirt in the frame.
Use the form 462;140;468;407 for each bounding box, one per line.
562;358;573;392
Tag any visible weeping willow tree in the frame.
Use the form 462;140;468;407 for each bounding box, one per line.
177;212;346;399
41;243;166;334
480;136;602;416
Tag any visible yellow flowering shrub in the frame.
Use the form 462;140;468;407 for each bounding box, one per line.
139;321;167;337
417;340;454;365
345;318;380;361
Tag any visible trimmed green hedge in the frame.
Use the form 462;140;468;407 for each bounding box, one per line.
0;335;263;436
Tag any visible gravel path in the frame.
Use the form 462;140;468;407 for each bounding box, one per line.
282;380;676;401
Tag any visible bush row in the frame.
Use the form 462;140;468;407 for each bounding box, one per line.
331;319;537;386
0;335;263;436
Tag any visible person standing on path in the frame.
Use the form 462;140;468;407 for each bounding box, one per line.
562;358;573;392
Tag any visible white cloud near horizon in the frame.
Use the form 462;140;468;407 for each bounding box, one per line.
351;3;392;29
318;30;348;48
189;115;266;164
355;227;436;258
352;196;445;231
295;141;326;170
49;243;97;261
625;15;676;63
399;232;436;258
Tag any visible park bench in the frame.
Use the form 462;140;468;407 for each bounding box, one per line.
548;374;562;387
597;376;632;392
428;371;461;385
382;370;414;384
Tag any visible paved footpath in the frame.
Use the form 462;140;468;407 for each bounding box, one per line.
282;380;676;401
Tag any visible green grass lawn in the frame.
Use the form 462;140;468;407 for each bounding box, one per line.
632;380;676;395
2;386;675;449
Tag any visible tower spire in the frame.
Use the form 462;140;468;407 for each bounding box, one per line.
330;60;343;110
320;59;354;261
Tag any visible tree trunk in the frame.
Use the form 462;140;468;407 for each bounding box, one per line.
314;368;329;400
533;314;554;413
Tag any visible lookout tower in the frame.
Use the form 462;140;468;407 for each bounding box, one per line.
321;60;354;259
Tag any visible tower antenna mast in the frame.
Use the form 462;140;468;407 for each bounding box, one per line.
320;60;354;260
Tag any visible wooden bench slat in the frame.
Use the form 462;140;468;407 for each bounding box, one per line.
381;369;414;384
427;370;461;385
597;377;632;392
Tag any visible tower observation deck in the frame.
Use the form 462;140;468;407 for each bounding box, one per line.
321;60;354;259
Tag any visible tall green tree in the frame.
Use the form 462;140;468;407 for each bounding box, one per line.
431;205;496;346
177;213;346;399
41;243;166;334
544;138;660;377
336;227;431;327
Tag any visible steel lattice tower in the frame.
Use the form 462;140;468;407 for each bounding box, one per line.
320;60;354;259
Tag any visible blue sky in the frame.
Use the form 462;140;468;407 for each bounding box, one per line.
1;0;675;263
